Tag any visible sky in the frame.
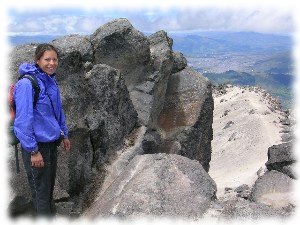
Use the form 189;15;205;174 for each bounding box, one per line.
5;1;297;36
1;0;300;224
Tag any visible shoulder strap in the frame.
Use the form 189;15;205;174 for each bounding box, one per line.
19;75;41;107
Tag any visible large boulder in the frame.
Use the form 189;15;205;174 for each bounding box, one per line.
90;18;151;90
157;67;214;171
84;153;217;219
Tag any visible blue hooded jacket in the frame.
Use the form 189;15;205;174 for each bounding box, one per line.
14;63;69;152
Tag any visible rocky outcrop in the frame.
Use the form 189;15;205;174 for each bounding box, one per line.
90;18;151;90
52;34;93;78
9;18;213;217
9;18;294;221
84;153;217;219
157;67;213;171
265;142;296;179
130;30;174;128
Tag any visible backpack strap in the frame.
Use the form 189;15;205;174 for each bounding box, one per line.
14;145;20;173
19;74;41;107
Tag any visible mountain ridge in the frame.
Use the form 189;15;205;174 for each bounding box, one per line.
8;22;295;219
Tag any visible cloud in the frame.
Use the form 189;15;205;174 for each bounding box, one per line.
7;6;294;36
155;8;294;33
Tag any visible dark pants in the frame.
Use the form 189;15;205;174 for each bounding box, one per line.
22;142;58;217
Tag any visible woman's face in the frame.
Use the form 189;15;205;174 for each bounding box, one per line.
36;50;58;75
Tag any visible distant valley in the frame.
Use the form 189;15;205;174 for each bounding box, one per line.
8;31;294;109
170;32;294;109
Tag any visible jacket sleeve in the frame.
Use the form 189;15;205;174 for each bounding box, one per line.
13;79;38;152
59;106;69;138
55;84;69;138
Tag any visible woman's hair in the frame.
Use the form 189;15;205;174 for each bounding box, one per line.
34;43;58;61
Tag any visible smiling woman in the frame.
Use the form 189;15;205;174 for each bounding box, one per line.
13;43;71;217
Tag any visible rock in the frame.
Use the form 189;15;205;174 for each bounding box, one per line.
265;142;296;179
223;121;234;129
234;184;251;199
219;196;294;219
90;18;151;90
171;51;187;73
52;34;94;63
8;196;33;217
148;30;174;74
8;43;38;81
250;170;294;208
84;153;217;218
55;202;75;217
281;133;293;142
142;130;162;154
49;34;93;80
157;140;182;155
157;67;213;171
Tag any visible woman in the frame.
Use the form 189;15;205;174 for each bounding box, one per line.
14;43;71;216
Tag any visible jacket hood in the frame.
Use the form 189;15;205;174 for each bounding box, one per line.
18;63;56;80
18;63;39;77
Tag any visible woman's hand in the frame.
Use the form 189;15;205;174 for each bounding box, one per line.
63;138;71;151
31;151;44;168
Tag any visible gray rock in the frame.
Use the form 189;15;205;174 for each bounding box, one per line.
157;67;213;171
148;30;174;74
83;64;138;165
84;153;217;219
171;51;187;73
52;34;94;63
223;121;234;129
250;170;294;208
55;202;75;217
219;196;294;220
90;18;151;90
8;43;37;81
51;34;93;79
141;31;176;129
281;133;293;142
158;140;182;155
142;130;162;154
234;184;251;199
265;142;296;178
